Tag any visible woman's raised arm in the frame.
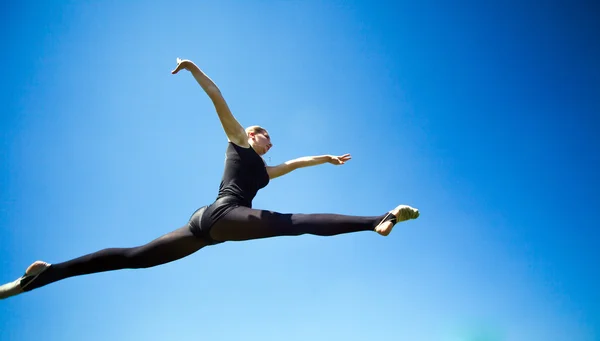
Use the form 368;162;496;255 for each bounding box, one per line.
172;58;248;146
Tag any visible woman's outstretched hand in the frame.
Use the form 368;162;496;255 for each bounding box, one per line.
171;58;193;74
328;154;352;165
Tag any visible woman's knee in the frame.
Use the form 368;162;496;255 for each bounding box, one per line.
122;247;154;269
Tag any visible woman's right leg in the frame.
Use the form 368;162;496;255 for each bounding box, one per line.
1;224;209;298
209;204;419;242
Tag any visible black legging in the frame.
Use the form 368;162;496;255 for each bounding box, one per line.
24;207;387;292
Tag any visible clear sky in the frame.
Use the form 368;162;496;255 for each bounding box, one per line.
1;1;598;340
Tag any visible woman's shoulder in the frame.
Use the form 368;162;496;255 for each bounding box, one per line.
228;140;251;149
226;141;262;160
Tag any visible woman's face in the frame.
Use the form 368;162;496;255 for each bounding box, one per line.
250;131;272;155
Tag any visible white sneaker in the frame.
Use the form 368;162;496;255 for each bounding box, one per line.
0;261;50;300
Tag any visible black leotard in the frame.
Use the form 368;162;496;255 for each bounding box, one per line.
188;142;269;243
217;142;269;206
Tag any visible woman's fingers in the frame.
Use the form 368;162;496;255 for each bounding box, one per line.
171;58;186;74
327;154;351;165
330;154;351;165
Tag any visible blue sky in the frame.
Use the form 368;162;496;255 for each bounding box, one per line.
1;1;598;340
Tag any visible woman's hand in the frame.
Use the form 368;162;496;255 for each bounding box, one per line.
171;58;194;74
328;154;352;165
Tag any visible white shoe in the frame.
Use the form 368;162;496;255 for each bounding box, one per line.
0;261;51;300
374;205;420;236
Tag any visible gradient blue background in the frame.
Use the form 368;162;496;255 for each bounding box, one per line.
1;1;598;340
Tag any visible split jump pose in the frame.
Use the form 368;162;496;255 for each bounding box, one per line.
0;58;420;299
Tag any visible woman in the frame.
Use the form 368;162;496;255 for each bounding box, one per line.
0;58;419;299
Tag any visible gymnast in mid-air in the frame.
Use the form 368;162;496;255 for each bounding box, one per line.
0;58;419;299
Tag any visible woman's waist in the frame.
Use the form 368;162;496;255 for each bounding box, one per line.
213;194;252;208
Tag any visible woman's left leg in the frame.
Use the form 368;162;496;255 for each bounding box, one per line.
209;204;419;242
0;224;209;299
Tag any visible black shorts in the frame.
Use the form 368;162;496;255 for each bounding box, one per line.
187;197;242;245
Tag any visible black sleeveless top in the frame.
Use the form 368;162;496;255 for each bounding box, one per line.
188;142;271;242
215;142;270;208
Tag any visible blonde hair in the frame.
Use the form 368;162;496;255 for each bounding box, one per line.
245;125;267;136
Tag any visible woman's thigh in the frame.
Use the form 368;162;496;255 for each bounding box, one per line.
209;206;382;242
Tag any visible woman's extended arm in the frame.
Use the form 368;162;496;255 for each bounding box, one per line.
172;58;248;146
266;154;351;180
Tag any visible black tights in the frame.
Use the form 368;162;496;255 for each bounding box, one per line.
209;206;385;241
24;207;387;292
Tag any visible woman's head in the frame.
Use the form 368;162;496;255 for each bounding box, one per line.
246;125;272;155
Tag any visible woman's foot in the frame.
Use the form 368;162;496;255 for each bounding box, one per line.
374;205;420;236
0;261;51;300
